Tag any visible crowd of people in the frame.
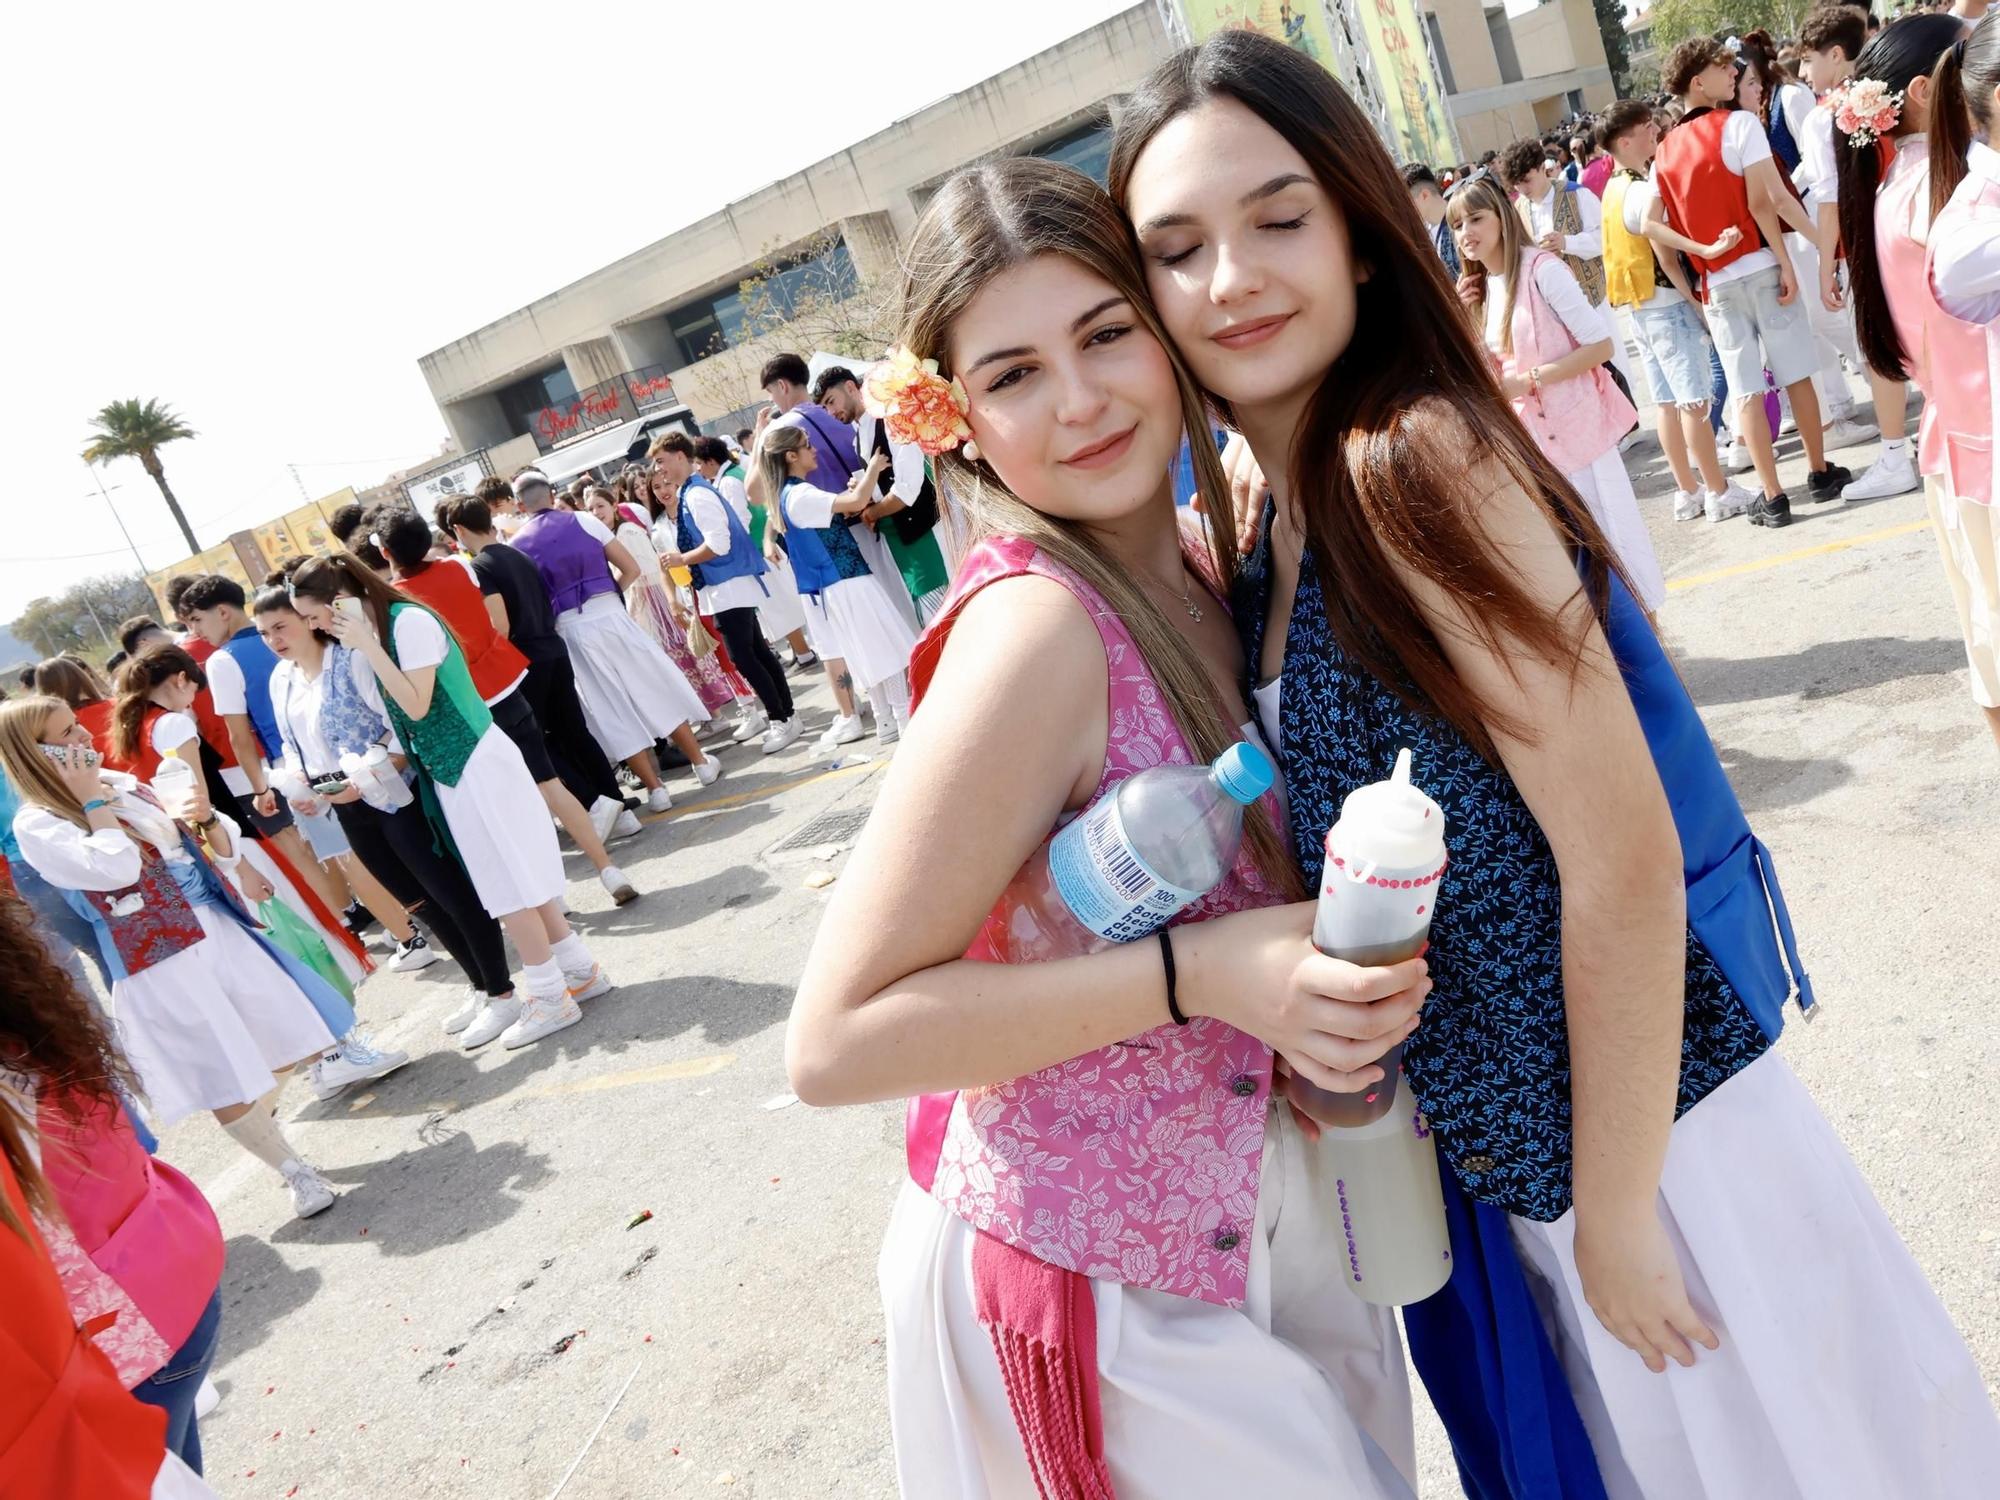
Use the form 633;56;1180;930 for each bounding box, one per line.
0;354;948;1491
5;5;1997;1495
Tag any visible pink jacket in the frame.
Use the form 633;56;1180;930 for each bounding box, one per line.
1879;135;1992;503
903;538;1286;1309
1925;140;2000;506
38;1090;224;1380
1501;248;1638;475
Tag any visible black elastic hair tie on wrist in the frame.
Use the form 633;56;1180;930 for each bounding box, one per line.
1159;928;1188;1026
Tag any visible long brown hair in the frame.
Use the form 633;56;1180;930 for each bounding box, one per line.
0;697;89;830
756;424;814;541
1445;175;1531;356
32;656;108;710
1836;15;1966;381
1930;13;2000;222
896;156;1297;894
1109;30;1626;755
110;642;206;765
0;890;142;1231
288;550;464;663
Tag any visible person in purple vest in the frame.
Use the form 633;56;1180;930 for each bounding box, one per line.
507;468;721;815
746;353;881;752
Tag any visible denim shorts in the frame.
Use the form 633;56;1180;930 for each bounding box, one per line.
1706;263;1818;405
1630;295;1716;408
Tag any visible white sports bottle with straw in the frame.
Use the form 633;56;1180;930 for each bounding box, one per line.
1286;747;1453;1305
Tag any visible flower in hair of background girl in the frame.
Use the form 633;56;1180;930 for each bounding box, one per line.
1831;77;1905;146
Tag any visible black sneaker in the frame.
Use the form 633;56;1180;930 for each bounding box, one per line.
1807;463;1853;501
343;902;377;938
1748;492;1793;528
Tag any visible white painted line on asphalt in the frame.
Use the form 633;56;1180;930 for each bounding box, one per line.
519;1053;735;1099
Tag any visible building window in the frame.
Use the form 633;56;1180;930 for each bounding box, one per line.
1031;119;1113;185
1487;7;1523;85
495;365;578;442
661;237;856;367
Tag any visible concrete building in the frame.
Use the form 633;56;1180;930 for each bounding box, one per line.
1419;0;1617;159
417;5;1175;462
1625;8;1660;87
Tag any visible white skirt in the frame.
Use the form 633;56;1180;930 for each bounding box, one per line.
754;554;809;641
1509;1051;2000;1499
436;727;566;918
555;592;709;761
881;1105;1417;1499
1567;447;1667;613
112;906;337;1127
799;575;919;691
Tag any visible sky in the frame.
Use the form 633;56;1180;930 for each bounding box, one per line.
3;0;1134;620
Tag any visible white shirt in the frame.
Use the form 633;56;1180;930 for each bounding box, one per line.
681;485;768;615
1793;103;1839;212
783;481;841;531
713;472;754;530
1522;182;1603;267
1932;141;2000;326
346;609;450;757
269;659;339;779
1680;112;1778;290
854;413;927;508
201;649;257;796
1775;82;1816;158
1617;173;1684;306
615;520;664;585
1484;255;1611;355
573;511;615;547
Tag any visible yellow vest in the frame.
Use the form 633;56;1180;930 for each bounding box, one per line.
1600;172;1665;310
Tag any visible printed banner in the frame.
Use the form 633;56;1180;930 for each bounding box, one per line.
1355;0;1457;168
1178;0;1339;63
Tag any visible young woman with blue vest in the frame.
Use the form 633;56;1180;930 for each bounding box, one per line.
287;553;611;1052
1111;29;2000;1495
0;696;352;1221
1448;174;1667;622
760;432;921;745
251;584;527;1051
789;156;1433;1497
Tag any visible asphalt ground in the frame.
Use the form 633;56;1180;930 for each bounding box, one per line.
161;381;1999;1498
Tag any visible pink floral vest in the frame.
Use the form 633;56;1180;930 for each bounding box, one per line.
903;537;1285;1309
1502;248;1639;475
1879;135;1992;503
1924;143;1999;506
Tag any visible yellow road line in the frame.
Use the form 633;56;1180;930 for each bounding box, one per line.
1665;518;1931;593
642;758;883;824
523;1054;736;1099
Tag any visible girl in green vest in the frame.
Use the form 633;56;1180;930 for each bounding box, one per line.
289;553;609;1051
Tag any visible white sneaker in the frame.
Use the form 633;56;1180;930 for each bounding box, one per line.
1821;414;1879;448
460;996;521;1049
500;992;583;1049
817;714;865;750
600;865;638;905
1704;484;1755;522
387;933;439;972
692;757;724;788
761;717;803;755
194;1376;221;1419
282;1160;337;1218
565;963;613;1003
876;714;902;745
442;988;483;1035
645;785;673;814
610;809;642;840
1672;488;1703;522
589;796;622;846
1725;439;1754;473
307;1042;409;1101
731;709;769;744
1840;447;1920;500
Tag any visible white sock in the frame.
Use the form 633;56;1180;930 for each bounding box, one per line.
524;956;567;1000
221;1105;307;1176
1882;438;1909;455
550;933;592;976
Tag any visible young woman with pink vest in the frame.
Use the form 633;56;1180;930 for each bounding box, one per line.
1115;29;2000;1498
1;896;225;1477
788;158;1431;1497
1838;13;2000;752
1448;174;1668;620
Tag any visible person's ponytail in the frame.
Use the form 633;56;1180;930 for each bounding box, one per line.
1836;131;1906;381
1930;39;1974;226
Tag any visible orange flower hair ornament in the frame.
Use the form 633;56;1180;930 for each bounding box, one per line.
863;347;978;460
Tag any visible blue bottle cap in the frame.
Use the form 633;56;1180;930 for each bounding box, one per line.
1212;741;1275;805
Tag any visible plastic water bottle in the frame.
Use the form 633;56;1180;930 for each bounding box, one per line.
149;748;196;809
1284;748;1447;1128
985;742;1275;962
1310;1094;1453;1306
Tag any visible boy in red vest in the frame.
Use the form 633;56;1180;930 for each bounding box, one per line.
1652;36;1854;528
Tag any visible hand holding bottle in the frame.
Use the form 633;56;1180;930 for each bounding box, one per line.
1180;901;1428;1090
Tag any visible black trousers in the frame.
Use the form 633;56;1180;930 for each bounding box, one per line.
713;605;793;721
332;796;513;997
519;654;622;807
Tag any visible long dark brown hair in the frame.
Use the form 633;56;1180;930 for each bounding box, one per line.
288;550;465;664
896;156;1298;894
1930;12;2000;220
32;657;108;710
110;642;206;765
1108;30;1626;755
1836;14;1966;381
0;892;141;1231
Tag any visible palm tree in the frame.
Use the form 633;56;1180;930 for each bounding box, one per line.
82;398;200;555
